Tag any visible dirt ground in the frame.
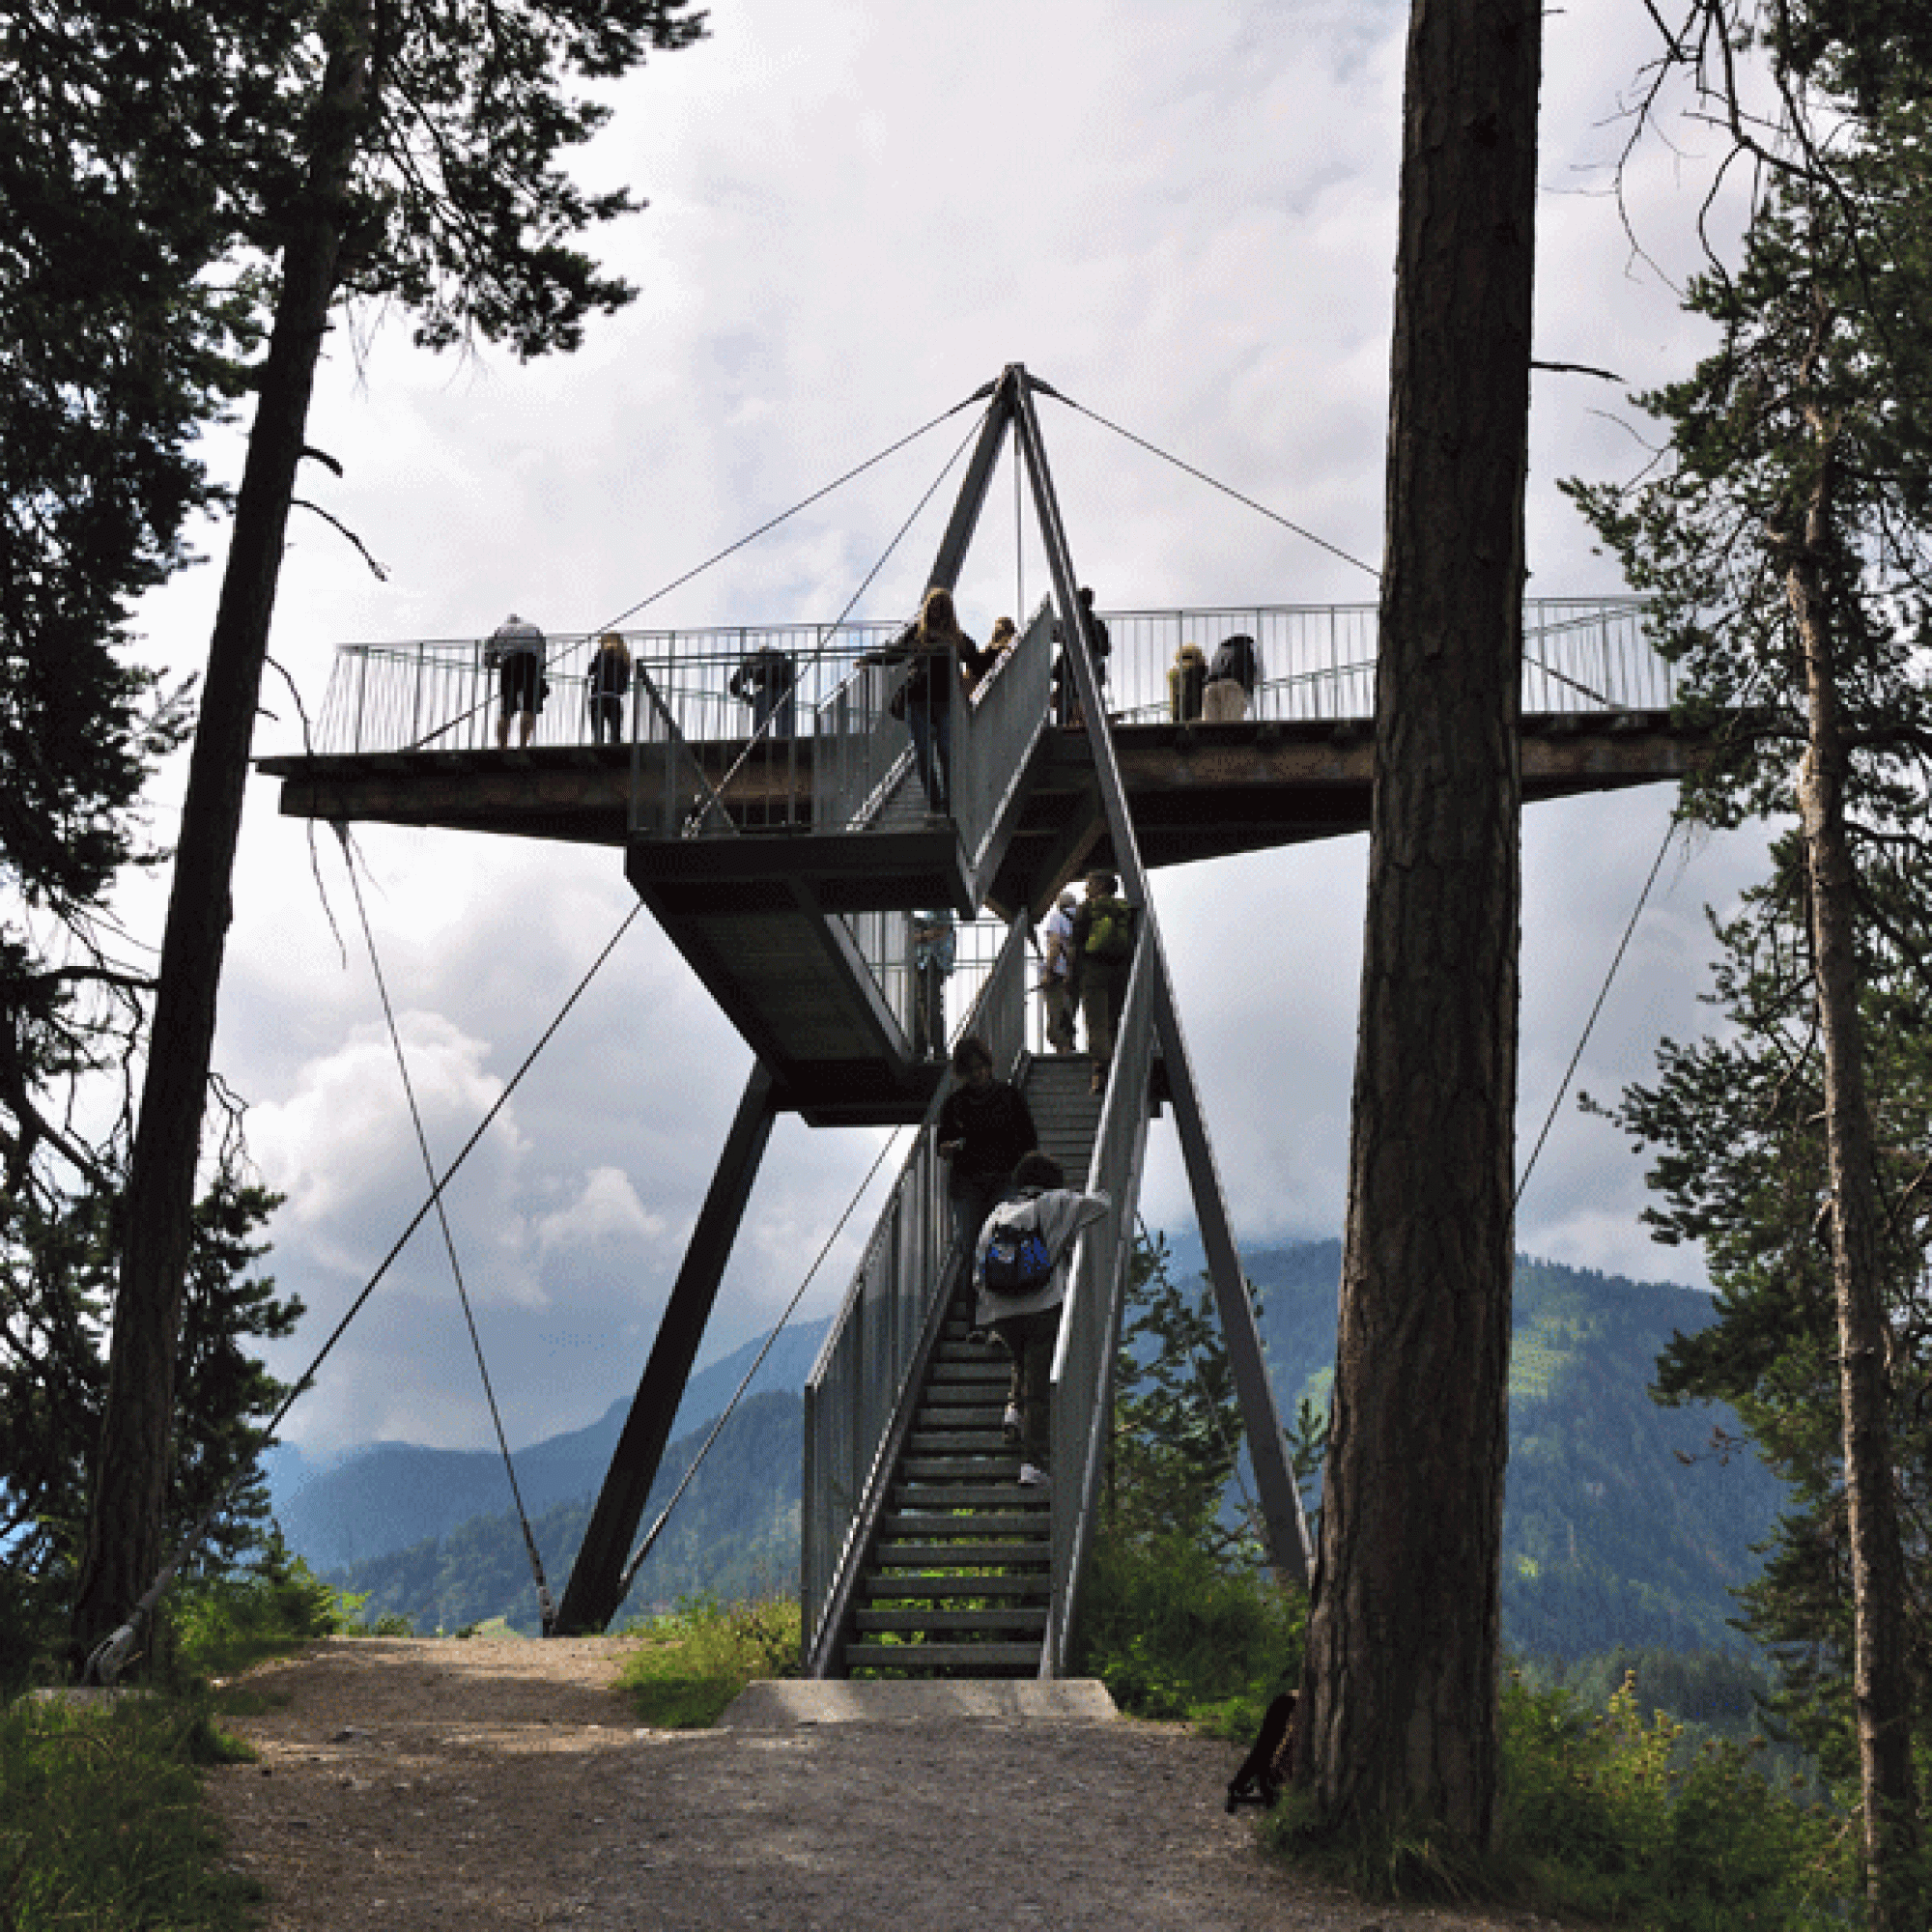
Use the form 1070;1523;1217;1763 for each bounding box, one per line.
204;1637;1563;1931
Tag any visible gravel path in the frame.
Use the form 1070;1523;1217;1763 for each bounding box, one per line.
205;1638;1561;1932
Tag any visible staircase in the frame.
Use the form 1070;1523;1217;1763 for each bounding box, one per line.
838;1055;1101;1678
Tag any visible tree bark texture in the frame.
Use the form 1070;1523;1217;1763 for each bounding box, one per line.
70;18;373;1666
1786;454;1923;1930
1293;0;1541;1849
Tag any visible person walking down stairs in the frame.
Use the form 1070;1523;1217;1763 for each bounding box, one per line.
937;1035;1038;1254
972;1151;1111;1490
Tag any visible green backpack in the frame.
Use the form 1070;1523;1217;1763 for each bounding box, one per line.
1085;896;1133;960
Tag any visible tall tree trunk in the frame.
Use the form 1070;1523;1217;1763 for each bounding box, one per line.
1787;448;1923;1931
1293;0;1541;1848
69;20;372;1670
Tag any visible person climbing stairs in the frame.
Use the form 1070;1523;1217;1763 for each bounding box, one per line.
830;1056;1102;1677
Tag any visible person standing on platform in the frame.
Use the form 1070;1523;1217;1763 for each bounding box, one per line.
1069;868;1136;1095
910;908;956;1062
973;1151;1111;1489
867;586;973;817
936;1034;1037;1256
729;642;799;739
1037;890;1078;1055
1203;632;1260;722
968;615;1017;697
485;612;547;747
587;632;632;744
1051;586;1111;729
1169;642;1208;722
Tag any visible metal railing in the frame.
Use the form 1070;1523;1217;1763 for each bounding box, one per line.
302;598;1670;765
1043;927;1159;1669
950;601;1054;882
1100;597;1671;724
800;920;1031;1659
311;624;901;760
1041;933;1158;1677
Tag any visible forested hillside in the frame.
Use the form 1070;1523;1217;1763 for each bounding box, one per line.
1249;1243;1786;1656
310;1244;1786;1651
325;1390;801;1634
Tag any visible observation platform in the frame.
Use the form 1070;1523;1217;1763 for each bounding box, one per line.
260;708;1698;911
255;600;1700;1124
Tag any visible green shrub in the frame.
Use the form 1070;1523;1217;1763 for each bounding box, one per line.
1073;1528;1303;1738
0;1693;261;1930
615;1595;802;1728
1491;1669;1858;1928
167;1534;349;1683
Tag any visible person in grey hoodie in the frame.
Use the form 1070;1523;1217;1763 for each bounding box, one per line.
972;1151;1111;1489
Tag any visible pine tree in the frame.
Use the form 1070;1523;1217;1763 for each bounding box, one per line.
69;0;708;1669
1568;87;1932;1929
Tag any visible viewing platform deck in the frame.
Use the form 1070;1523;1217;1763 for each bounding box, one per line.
253;599;1699;1121
257;597;1699;913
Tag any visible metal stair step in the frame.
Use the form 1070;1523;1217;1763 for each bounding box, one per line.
853;1605;1048;1634
861;1573;1044;1599
910;1429;1009;1454
929;1361;1009;1384
900;1455;1021;1482
878;1513;1050;1541
922;1384;1008;1407
894;1483;1048;1512
844;1640;1043;1674
872;1540;1049;1566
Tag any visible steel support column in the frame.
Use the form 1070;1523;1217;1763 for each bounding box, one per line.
1009;368;1312;1585
552;1061;781;1634
924;371;1019;598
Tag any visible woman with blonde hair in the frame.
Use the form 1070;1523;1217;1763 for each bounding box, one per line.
969;614;1018;697
871;584;975;815
587;632;632;744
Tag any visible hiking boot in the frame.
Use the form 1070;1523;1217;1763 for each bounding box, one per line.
1019;1463;1050;1490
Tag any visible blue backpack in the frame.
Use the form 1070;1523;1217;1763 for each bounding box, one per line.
980;1197;1056;1296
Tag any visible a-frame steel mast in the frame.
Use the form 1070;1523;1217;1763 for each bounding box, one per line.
552;364;1308;1633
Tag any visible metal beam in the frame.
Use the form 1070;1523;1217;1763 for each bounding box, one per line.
552;1061;781;1634
923;369;1019;597
1009;368;1313;1586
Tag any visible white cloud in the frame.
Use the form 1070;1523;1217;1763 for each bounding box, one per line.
537;1166;665;1255
118;0;1781;1452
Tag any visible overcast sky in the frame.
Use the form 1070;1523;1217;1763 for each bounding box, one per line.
117;0;1774;1457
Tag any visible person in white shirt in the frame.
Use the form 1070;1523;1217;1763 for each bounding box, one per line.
484;612;546;747
1037;890;1078;1054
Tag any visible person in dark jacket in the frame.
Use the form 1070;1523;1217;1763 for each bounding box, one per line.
1051;585;1111;728
935;1034;1038;1254
587;632;632;744
729;643;798;738
868;585;974;815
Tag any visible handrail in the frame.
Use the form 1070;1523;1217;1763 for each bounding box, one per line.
950;599;1055;891
800;918;1031;1665
296;598;1670;763
1040;928;1159;1677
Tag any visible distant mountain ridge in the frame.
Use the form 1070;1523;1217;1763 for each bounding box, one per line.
299;1245;1787;1658
276;1318;830;1570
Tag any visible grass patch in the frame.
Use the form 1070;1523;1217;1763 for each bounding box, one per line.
0;1694;262;1931
614;1596;802;1728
